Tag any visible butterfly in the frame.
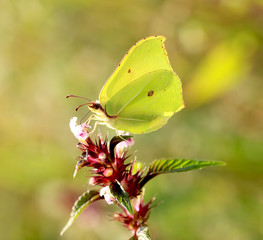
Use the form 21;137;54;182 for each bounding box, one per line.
68;36;184;134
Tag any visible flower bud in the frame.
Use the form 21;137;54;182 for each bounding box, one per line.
103;168;113;177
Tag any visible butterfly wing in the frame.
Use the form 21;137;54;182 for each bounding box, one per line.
106;69;184;134
99;36;173;109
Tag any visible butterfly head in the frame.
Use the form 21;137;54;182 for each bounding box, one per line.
66;95;117;133
88;101;104;115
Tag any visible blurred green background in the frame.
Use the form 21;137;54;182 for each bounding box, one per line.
1;0;262;239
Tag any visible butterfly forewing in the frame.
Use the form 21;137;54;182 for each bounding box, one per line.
99;36;173;108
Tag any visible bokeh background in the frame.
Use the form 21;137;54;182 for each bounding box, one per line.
1;0;262;239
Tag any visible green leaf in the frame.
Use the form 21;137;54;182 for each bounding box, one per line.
110;181;133;214
140;159;225;187
149;158;225;174
60;190;101;235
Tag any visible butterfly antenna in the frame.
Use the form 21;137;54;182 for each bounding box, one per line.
75;103;90;112
66;95;93;111
66;95;91;102
80;110;91;124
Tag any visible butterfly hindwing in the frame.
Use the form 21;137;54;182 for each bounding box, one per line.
105;69;184;133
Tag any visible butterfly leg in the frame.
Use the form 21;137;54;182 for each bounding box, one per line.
88;120;99;136
87;114;97;125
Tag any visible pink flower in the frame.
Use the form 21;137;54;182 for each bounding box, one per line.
69;117;90;144
114;193;155;234
115;138;134;158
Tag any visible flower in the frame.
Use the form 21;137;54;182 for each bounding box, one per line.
120;161;144;198
115;138;134;158
114;192;155;234
69;117;90;144
100;186;115;204
71;133;136;185
68;121;154;236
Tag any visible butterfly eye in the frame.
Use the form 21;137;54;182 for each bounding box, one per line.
90;102;101;110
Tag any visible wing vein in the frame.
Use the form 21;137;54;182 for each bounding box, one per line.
120;95;161;116
115;75;153;115
118;117;149;122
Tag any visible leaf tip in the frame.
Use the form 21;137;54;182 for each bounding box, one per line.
213;161;226;166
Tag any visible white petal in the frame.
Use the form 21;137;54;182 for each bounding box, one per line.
100;186;114;205
69;117;89;143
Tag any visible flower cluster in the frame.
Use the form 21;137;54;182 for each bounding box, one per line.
69;117;154;235
114;193;155;236
63;116;224;239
